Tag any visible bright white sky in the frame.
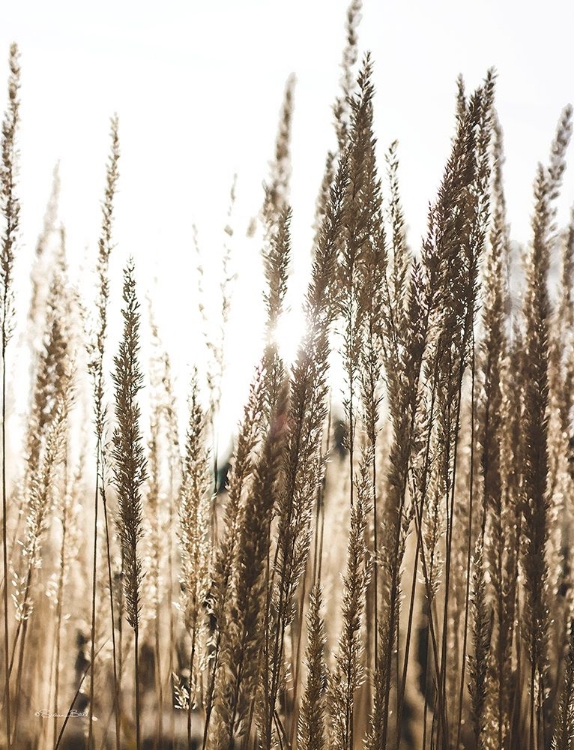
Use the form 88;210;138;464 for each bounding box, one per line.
2;0;574;436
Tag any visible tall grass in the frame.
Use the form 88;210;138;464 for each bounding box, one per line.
2;6;574;750
0;42;19;750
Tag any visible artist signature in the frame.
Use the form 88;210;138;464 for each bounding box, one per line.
35;709;88;718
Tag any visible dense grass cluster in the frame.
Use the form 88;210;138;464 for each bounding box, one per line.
3;5;574;749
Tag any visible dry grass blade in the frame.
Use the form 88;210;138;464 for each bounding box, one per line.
552;622;574;750
212;384;288;749
210;206;291;748
204;366;268;746
298;584;328;750
0;43;19;350
86;113;121;750
260;152;348;749
334;0;362;151
263;77;295;232
521;104;572;750
112;259;147;627
330;468;370;750
467;537;493;748
0;44;19;750
111;258;147;750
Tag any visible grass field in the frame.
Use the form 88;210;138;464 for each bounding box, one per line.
2;3;574;748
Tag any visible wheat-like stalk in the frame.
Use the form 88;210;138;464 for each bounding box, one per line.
111;258;147;750
552;621;574;750
28;162;60;341
12;392;69;747
212;383;288;749
203;365;267;747
85;113;121;750
467;534;493;748
329;463;370;750
0;44;19;750
260;153;348;748
521;104;572;750
298;584;328;750
338;55;381;515
262;76;295;233
210;206;291;749
476;109;517;749
333;0;362;151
